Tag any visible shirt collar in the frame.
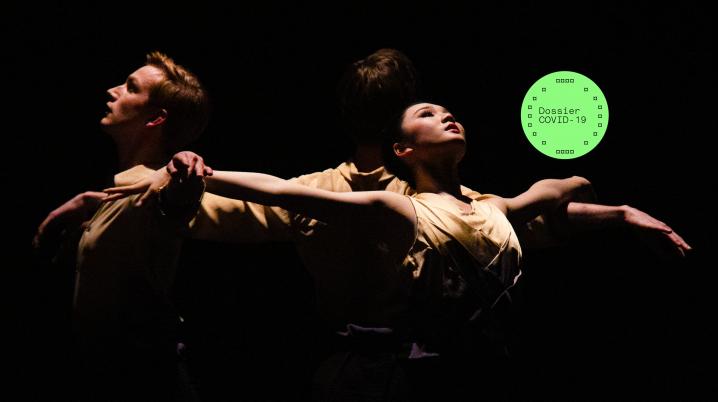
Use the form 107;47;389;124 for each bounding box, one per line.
336;160;398;188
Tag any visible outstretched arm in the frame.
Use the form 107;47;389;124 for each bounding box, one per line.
487;176;594;225
204;171;417;259
33;191;107;250
105;152;417;261
564;202;691;257
487;177;691;257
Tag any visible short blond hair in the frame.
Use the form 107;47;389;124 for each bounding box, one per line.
145;51;210;152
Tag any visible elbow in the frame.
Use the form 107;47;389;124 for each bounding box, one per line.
365;193;406;223
569;176;596;203
570;176;592;189
366;193;390;211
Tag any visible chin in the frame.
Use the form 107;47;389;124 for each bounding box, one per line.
99;121;117;137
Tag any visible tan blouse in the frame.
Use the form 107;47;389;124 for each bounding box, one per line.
189;161;483;330
402;192;522;355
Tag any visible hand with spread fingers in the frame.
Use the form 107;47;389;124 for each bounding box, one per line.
33;191;108;249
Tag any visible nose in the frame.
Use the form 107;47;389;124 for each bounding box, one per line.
441;112;456;123
107;84;122;100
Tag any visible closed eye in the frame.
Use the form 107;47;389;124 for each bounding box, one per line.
126;77;139;93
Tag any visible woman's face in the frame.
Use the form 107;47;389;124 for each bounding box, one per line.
399;103;466;160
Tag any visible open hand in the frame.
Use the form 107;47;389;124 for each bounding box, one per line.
624;206;692;258
33;191;107;249
103;168;172;206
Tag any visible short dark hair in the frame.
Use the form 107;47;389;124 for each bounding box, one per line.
337;49;419;145
145;51;210;153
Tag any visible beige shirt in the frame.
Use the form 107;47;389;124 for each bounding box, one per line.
402;193;522;354
75;165;181;340
405;192;522;299
190;161;483;330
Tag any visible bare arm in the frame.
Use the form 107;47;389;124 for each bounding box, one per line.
104;152;417;258
33;191;107;250
487;176;593;225
487;177;691;257
205;171;417;260
565;202;691;257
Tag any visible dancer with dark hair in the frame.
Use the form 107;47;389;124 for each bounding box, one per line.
107;100;690;401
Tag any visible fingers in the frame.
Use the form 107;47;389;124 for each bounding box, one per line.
32;233;41;249
193;157;213;177
103;186;159;207
170;151;211;180
674;232;691;251
103;180;154;204
645;219;673;233
194;157;204;177
105;176;157;195
85;191;109;200
167;161;178;176
644;215;672;233
171;151;196;179
187;155;199;177
656;220;672;233
135;188;156;207
103;193;126;202
104;183;144;194
652;230;692;258
668;231;692;253
33;217;51;247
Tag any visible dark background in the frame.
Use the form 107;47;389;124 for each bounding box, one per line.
7;1;715;400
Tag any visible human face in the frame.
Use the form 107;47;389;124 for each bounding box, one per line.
399;103;466;162
101;65;165;135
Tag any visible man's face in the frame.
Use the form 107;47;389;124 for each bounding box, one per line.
101;65;165;135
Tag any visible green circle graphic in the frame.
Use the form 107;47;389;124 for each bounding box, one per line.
521;71;608;159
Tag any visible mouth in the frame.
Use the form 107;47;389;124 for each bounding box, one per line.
104;102;113;116
445;123;460;134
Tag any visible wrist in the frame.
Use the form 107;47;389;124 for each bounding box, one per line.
158;178;206;218
617;205;631;226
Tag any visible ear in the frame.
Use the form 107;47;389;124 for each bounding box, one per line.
393;142;413;158
146;108;168;128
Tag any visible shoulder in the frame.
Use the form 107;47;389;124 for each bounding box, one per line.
460;185;499;202
291;167;344;189
480;196;508;215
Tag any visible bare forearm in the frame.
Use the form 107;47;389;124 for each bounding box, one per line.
566;202;627;229
204;170;416;254
205;171;377;225
507;176;594;224
206;171;288;207
564;202;692;257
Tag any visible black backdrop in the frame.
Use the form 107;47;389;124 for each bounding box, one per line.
7;1;715;400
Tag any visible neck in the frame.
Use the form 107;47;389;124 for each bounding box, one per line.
115;137;167;171
413;162;462;197
352;143;384;172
